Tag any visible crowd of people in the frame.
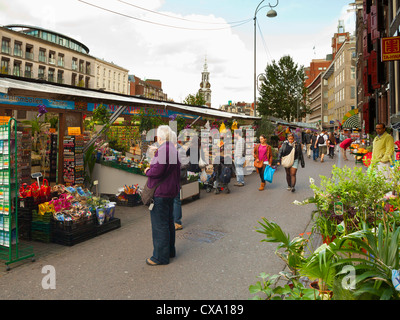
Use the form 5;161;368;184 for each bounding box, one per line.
142;123;395;266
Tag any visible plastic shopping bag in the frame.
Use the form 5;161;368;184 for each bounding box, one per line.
263;165;276;183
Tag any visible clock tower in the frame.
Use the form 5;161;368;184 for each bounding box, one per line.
198;56;212;107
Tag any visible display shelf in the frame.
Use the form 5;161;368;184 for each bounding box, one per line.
63;135;84;186
0;118;35;270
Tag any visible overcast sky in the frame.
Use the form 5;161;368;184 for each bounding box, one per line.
0;0;356;108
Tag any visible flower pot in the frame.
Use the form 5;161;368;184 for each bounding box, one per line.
309;280;333;300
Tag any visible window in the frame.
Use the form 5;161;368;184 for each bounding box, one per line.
71;73;77;86
38;66;46;80
350;86;356;99
57;54;64;67
39;49;47;63
1;38;11;54
48;68;55;82
72;58;78;71
351;67;355;79
24;64;32;78
1;59;9;74
13;42;22;57
49;51;56;65
25;45;34;60
57;70;64;84
13;61;21;76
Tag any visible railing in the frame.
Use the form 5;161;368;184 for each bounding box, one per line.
25;52;34;60
1;46;11;55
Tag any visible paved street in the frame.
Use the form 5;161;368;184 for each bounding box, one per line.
0;149;358;300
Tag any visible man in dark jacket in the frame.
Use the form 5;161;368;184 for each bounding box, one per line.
144;125;181;266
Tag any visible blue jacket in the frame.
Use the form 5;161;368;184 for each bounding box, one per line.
146;141;181;198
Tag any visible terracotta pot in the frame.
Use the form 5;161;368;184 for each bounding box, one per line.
309;280;333;300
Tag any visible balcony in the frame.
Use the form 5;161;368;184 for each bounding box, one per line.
57;77;64;84
49;58;56;65
25;52;34;60
39;55;47;63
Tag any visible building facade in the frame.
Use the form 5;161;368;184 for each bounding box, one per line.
0;24;129;96
128;75;168;101
95;58;129;94
0;25;95;88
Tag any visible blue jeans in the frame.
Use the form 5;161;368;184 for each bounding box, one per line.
234;157;245;184
173;192;182;225
313;147;319;161
150;197;176;264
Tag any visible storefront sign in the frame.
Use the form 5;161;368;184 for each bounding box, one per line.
0;93;75;110
0;116;11;125
68;127;81;135
381;36;400;61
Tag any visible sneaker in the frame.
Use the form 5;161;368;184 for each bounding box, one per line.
287;186;292;191
175;223;183;230
234;182;244;187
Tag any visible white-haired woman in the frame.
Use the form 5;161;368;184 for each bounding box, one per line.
144;125;181;265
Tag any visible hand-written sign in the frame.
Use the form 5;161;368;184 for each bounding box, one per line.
68;127;81;135
0;116;11;125
381;37;400;61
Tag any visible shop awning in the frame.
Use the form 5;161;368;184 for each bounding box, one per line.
0;75;260;121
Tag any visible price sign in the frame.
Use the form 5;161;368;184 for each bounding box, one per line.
0;116;11;125
68;127;81;135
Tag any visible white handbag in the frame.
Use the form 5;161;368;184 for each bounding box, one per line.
281;144;296;168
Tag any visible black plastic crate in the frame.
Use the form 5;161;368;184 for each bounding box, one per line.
51;223;96;246
51;215;95;232
95;218;121;236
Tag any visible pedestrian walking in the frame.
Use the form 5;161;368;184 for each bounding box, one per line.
315;130;328;162
304;129;312;158
144;125;181;266
234;130;246;187
253;134;273;191
372;123;395;182
339;137;352;161
277;133;305;192
327;132;336;158
311;131;319;161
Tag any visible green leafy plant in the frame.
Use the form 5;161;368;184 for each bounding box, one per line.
333;223;400;300
249;272;320;300
256;218;308;275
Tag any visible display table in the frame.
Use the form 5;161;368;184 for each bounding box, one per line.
93;163;200;201
92;163;148;195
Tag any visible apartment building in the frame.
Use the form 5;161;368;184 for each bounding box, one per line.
0;25;95;88
95;58;129;94
220;102;253;116
128;75;167;101
322;40;357;130
0;24;129;96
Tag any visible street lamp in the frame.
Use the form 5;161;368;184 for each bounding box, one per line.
253;0;278;117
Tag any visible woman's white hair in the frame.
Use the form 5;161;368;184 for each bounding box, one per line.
157;125;173;142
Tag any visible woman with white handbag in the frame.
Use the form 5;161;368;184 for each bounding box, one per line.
277;134;305;192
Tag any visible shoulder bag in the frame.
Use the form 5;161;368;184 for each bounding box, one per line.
141;168;175;207
281;143;296;168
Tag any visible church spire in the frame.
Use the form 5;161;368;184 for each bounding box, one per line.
199;55;211;108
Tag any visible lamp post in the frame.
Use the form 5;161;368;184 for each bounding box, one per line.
253;0;278;117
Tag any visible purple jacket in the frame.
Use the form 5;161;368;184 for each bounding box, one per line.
146;141;181;198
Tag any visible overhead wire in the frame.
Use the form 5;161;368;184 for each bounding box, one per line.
78;0;252;31
117;0;251;25
256;19;274;63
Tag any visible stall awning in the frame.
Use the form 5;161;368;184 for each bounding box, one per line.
0;75;260;121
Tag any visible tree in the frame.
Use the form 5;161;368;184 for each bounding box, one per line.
257;55;309;122
183;92;206;106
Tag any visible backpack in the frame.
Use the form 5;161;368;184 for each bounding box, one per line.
219;165;232;184
317;135;325;145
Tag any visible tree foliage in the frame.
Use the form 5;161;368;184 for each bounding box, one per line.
183;92;207;106
257;55;309;122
